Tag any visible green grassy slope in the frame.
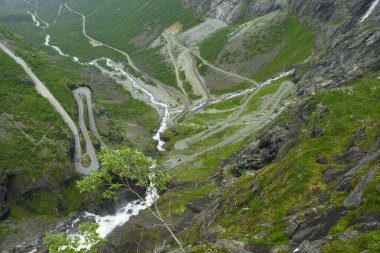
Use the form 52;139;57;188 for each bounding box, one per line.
0;49;71;177
68;0;198;51
0;27;80;117
46;5;124;62
0;42;86;223
254;16;313;81
177;77;380;249
198;25;237;63
199;14;313;82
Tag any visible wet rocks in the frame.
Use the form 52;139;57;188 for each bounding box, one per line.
246;243;271;253
316;156;329;164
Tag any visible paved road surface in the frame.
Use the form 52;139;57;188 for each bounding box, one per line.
0;41;99;175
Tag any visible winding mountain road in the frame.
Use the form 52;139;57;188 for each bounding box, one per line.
169;36;259;86
183;52;211;121
64;4;188;127
0;41;100;175
175;83;263;149
73;88;100;173
164;34;188;98
73;87;104;147
167;81;294;168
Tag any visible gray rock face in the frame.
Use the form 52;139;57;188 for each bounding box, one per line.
182;0;211;14
321;168;348;183
209;0;243;24
292;230;358;253
225;107;303;176
248;0;288;16
291;207;347;242
186;197;209;213
350;212;380;232
207;0;289;24
333;147;363;163
343;164;378;207
290;0;380;90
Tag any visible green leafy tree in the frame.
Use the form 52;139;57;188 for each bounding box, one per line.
44;223;103;253
45;146;184;252
78;146;184;251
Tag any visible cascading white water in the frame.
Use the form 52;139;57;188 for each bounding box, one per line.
27;9;293;246
211;69;295;104
41;34;169;246
85;185;159;239
360;0;379;22
44;35;79;62
27;11;40;27
89;58;171;151
44;34;169;150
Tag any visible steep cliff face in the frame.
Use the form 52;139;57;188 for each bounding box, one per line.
290;0;380;90
185;0;288;23
98;1;379;252
191;0;379;90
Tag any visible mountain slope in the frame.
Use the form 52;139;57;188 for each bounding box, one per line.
0;0;379;252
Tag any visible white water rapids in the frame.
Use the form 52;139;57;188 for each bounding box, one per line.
40;33;168;245
85;185;159;239
27;11;40;27
211;69;295;104
45;35;79;62
26;7;294;248
88;58;170;151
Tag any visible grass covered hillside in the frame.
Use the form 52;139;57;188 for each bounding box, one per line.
67;0;198;50
178;76;380;252
199;12;314;82
0;31;80;229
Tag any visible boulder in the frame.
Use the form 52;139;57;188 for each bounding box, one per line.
291;207;346;242
333;147;363;163
321;168;348;183
343;165;378;207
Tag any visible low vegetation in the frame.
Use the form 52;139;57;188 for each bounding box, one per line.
69;0;198;52
180;77;380;247
254;16;313;81
199;25;237;63
198;14;313;82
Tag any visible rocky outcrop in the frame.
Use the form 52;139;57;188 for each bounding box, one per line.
208;0;242;24
225;105;304;177
182;0;211;14
344;164;378;207
290;0;380;90
192;0;379;90
248;0;288;17
290;207;347;243
191;0;289;24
